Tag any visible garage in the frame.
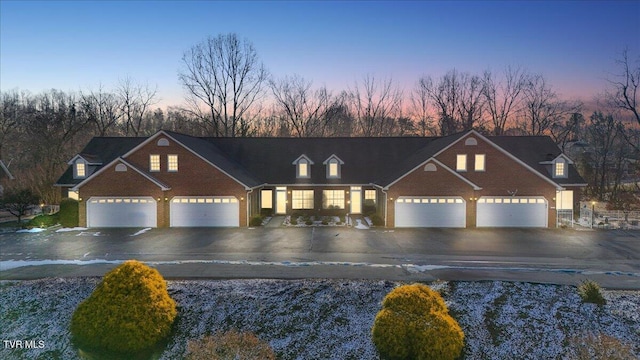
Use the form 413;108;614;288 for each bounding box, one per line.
476;196;547;227
170;196;239;227
395;197;466;228
86;197;157;228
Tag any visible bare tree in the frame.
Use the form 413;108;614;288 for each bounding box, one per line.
607;48;640;126
0;90;23;159
179;33;268;137
117;77;157;136
81;86;122;136
549;112;585;152
269;75;336;137
483;66;529;135
418;69;486;136
585;111;623;200
348;75;402;137
519;74;581;135
409;81;436;136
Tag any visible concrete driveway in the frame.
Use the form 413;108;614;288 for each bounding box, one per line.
1;226;639;288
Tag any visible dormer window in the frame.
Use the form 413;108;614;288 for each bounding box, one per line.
292;155;314;179
75;162;86;178
554;159;567;178
323;155;344;179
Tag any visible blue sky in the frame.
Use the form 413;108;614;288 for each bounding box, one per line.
1;1;638;108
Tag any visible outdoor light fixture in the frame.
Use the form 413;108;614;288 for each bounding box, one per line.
164;197;168;201
157;197;161;202
241;197;244;201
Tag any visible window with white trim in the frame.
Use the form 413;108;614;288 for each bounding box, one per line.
322;190;345;209
150;155;160;172
365;190;376;206
554;160;566;178
328;159;339;178
168;155;178;172
456;154;467;172
475;154;485;172
292;190;314;209
75;162;86;178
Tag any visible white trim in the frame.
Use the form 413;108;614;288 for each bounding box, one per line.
292;154;315;165
120;130;252;190
385;158;482;190
71;157;171;191
67;154;102;166
539;154;574;165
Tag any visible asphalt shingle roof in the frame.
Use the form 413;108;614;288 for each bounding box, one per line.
55;131;586;189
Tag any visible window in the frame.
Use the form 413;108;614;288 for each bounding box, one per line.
261;190;273;209
323;155;343;179
475;154;485;171
555;161;565;177
365;190;377;206
328;159;339;177
456;154;467;171
299;160;309;177
168;155;178;172
115;164;127;172
292;190;314;209
465;137;478;146
323;190;345;209
157;138;169;146
76;162;86;178
150;155;160;172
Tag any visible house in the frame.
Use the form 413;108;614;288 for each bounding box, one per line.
54;130;586;228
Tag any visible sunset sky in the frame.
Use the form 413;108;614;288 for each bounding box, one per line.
1;1;638;108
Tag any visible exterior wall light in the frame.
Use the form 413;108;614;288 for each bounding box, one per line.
164;197;168;201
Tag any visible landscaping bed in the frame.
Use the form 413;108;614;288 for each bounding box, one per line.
1;279;639;359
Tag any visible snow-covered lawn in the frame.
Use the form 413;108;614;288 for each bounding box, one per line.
0;279;638;359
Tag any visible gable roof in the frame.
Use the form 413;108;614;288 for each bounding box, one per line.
55;137;146;186
488;135;587;186
71;157;171;191
55;130;586;190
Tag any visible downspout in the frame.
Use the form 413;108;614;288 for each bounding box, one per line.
246;188;253;227
381;188;389;228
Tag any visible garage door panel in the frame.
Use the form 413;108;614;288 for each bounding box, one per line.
170;197;239;227
477;197;547;227
87;197;157;228
396;197;466;228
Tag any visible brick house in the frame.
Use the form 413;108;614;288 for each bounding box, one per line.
54;130;586;228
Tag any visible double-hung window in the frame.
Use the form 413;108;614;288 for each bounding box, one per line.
168;155;178;172
150;155;160;172
322;190;345;209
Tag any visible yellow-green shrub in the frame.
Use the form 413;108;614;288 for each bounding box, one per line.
185;330;276;360
70;260;177;354
372;283;464;360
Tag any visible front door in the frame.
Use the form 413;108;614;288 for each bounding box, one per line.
276;187;287;214
350;187;362;214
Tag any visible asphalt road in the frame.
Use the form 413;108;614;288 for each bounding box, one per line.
1;226;639;288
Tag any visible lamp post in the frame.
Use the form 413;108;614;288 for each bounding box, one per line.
591;201;596;229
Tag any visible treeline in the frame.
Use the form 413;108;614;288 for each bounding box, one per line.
0;33;638;206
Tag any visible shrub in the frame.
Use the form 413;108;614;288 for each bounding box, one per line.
372;283;464;360
59;198;79;227
569;333;634;360
185;330;276;360
70;260;177;354
305;220;313;226
249;215;263;227
578;279;606;306
27;213;59;228
290;218;298;226
370;214;384;226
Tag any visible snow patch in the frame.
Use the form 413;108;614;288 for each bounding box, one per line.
130;228;152;236
354;219;369;230
16;228;45;233
55;227;88;233
0;259;122;270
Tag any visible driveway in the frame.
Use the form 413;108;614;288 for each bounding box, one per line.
1;226;639;288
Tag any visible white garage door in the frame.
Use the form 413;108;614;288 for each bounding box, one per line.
170;196;239;227
395;197;466;228
86;197;157;228
477;197;547;227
